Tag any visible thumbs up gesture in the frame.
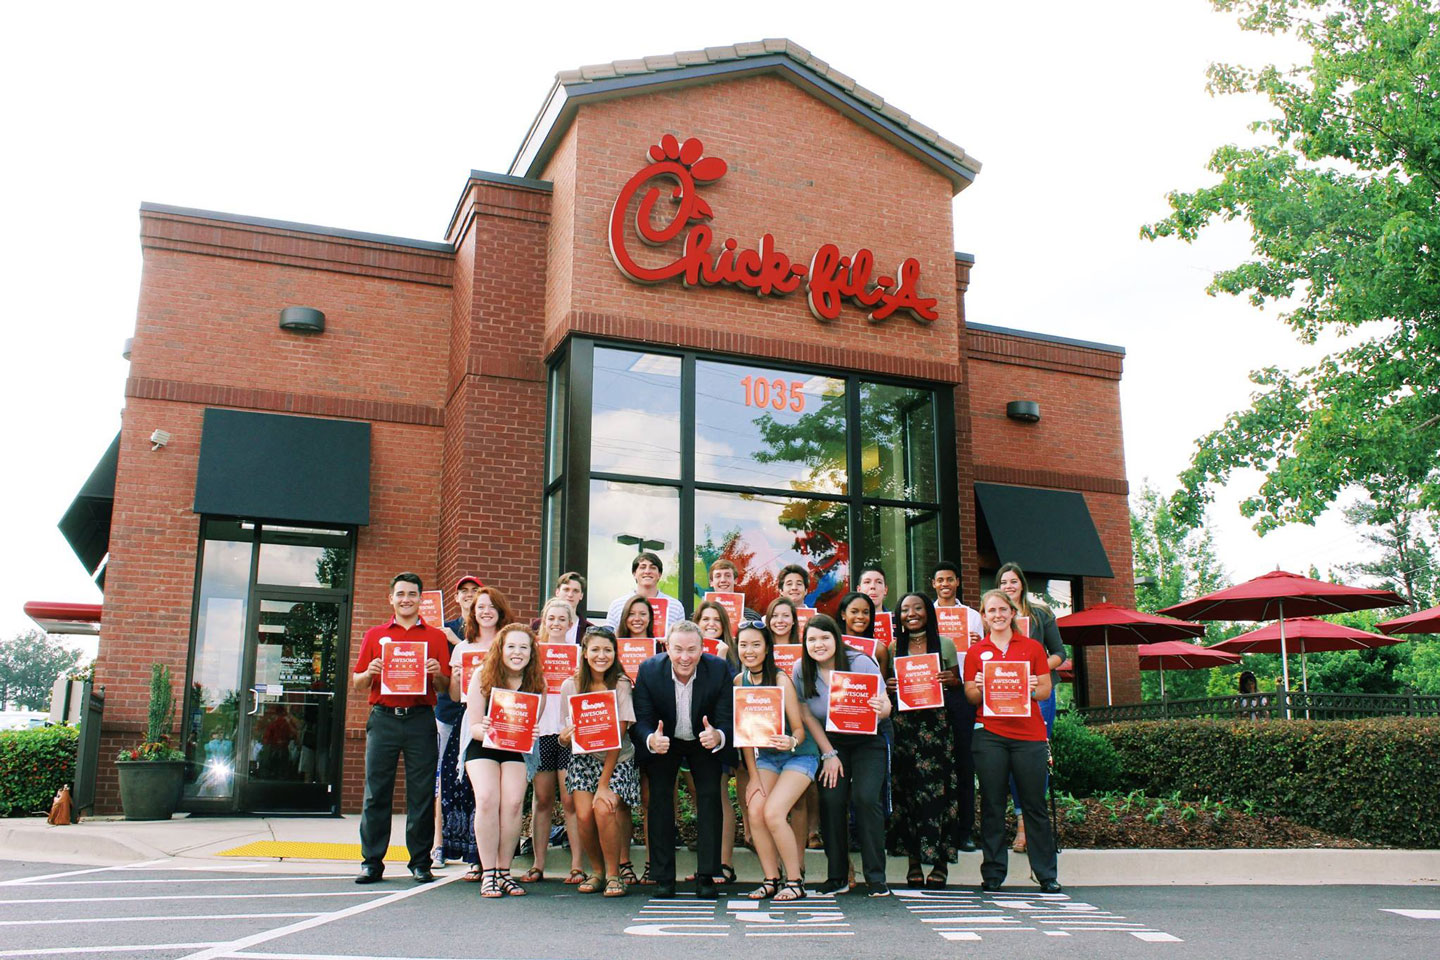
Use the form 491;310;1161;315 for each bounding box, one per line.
698;714;722;750
649;720;671;755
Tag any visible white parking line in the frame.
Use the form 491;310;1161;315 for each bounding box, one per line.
0;891;383;905
175;873;463;960
1382;908;1440;920
10;875;353;887
0;944;218;957
0;913;321;927
0;862;167;886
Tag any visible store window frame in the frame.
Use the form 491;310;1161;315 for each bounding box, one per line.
543;336;960;620
979;569;1089;710
179;517;357;814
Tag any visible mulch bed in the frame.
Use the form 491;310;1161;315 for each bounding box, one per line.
1046;797;1368;849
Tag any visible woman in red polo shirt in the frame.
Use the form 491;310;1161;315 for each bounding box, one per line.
964;589;1060;893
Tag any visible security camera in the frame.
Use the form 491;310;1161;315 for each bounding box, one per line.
150;429;171;450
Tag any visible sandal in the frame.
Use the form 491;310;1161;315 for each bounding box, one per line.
639;862;656;885
604;876;628;898
496;872;527;896
718;864;737;885
906;864;925;888
563;868;587;885
748;877;781;900
806;832;824;850
480;869;503;899
774;879;807;902
518;867;544;883
463;864;484;882
618;861;640;885
576;873;604;894
926;864;948;889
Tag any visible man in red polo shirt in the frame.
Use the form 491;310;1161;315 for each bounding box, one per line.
352;573;451;884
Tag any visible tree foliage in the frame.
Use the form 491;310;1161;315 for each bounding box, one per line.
0;631;82;710
1143;0;1440;531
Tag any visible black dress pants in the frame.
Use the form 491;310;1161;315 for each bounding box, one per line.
972;727;1057;884
647;739;722;885
359;705;438;871
817;732;887;885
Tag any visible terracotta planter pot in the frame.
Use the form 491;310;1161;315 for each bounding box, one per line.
116;759;185;820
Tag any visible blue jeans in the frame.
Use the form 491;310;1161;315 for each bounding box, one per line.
1010;688;1056;813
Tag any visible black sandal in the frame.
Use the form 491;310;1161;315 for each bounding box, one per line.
639;862;656;885
748;877;781;900
906;864;925;887
618;861;640;885
718;863;737;885
774;879;807;902
925;864;948;889
496;872;528;896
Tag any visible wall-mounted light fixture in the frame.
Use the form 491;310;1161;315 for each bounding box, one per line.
122;338;133;360
1006;400;1041;423
149;429;172;451
279;306;325;333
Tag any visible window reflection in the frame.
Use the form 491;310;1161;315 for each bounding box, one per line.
548;356;568;484
185;523;251;799
695;360;846;494
695;490;849;616
257;531;349;589
860;383;936;501
591;348;682;479
587;479;681;615
862;504;939;598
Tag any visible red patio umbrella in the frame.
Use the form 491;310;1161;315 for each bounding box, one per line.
1136;640;1240;699
1056;658;1074;683
1160;571;1403;716
1210;617;1405;692
1377;604;1440;636
1055;602;1206;705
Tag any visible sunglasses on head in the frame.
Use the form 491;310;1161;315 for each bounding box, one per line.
583;625;616;638
737;619;768;631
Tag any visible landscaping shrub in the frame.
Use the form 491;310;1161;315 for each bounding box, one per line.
1096;717;1440;848
1051;713;1124;796
0;726;78;817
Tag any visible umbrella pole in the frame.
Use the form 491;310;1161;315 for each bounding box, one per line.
1278;600;1292;719
1159;668;1166;701
1104;629;1113;706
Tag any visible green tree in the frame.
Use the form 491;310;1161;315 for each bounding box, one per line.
1143;0;1440;532
0;631;83;710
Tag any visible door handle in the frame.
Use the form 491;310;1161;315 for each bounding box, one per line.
248;687;262;716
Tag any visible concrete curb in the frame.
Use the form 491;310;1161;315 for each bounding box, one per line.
1;815;1436;884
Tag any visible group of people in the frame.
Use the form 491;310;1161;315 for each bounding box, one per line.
351;554;1066;900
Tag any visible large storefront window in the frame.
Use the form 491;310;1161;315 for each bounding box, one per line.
545;339;958;619
182;519;353;813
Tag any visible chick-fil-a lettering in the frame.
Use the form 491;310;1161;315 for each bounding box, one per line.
608;134;939;324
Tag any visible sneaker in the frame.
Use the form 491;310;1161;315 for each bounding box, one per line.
430;847;446;868
816;878;850;895
867;882;891;898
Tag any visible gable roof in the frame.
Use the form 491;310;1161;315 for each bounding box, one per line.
508;39;982;194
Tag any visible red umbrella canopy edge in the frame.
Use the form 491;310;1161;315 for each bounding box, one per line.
1209;617;1405;655
1055;602;1206;646
1377;603;1440;636
1159;570;1404;622
1137;640;1242;670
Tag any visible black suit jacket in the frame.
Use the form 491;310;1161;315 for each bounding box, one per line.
632;652;735;765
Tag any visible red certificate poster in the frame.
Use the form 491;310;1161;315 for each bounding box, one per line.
824;671;881;734
1016;615;1031;639
704;592;745;635
773;644;802;679
795;606;817;635
935;606;972;651
895;653;944;711
873;612;894;645
983;660;1032;717
539;643;579;694
419;590;445;627
702;636;724;657
484;688;541;752
569;690;622;754
379;639;427;696
843;634;878;660
459;650;486;700
733;686;784;748
647;597;673;638
618;638;655;681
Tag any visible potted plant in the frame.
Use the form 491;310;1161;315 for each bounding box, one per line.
115;663;186;820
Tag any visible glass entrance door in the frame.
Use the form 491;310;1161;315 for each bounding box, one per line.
235;592;346;812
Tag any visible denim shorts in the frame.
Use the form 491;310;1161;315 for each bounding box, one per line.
753;750;819;779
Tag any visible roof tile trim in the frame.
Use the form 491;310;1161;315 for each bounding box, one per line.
560;38;979;174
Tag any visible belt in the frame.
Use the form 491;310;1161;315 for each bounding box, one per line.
372;704;433;718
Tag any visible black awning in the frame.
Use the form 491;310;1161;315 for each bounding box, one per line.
974;482;1114;579
194;409;370;526
59;432;120;578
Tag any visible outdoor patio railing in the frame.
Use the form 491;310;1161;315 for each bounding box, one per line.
1076;690;1440;723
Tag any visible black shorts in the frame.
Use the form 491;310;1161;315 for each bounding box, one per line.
465;740;525;765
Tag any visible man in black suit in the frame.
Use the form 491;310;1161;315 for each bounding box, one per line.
632;620;734;898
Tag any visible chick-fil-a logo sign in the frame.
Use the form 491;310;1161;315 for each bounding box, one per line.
607;134;939;324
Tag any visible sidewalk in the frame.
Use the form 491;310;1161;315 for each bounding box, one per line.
1;814;1436;885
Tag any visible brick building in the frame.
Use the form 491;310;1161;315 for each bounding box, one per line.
59;40;1136;814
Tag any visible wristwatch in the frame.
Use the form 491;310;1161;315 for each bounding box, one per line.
820;749;839;760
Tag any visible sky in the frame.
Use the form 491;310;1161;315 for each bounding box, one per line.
0;0;1376;655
